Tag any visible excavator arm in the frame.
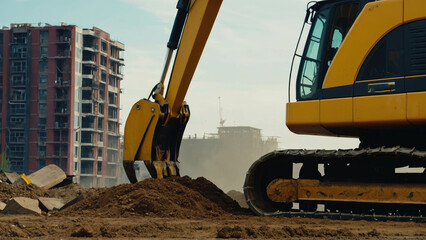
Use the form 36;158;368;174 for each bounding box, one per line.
123;0;222;182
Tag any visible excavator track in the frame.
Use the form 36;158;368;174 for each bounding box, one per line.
244;147;426;222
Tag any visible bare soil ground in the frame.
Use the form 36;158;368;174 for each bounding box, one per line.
0;175;425;239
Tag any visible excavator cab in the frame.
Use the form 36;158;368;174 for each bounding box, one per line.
293;0;370;101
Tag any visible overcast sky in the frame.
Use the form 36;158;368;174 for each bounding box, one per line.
0;0;359;150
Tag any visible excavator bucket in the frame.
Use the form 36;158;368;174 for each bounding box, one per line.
123;0;222;182
123;98;189;182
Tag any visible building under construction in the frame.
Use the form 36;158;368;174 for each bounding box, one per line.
0;23;124;187
179;126;278;191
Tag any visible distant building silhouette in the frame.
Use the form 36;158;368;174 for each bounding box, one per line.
179;126;278;191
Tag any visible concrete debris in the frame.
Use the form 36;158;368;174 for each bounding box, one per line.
38;197;65;212
27;164;66;189
60;194;84;210
12;174;32;186
0;201;6;211
3;197;42;215
4;172;20;184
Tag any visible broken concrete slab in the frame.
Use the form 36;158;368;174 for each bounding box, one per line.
38;197;64;212
27;164;66;189
60;194;84;210
0;201;6;211
51;175;74;188
4;172;20;184
3;197;42;215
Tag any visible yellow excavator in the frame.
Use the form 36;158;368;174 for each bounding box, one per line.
123;0;426;220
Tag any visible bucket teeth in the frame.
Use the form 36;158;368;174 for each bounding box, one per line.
123;161;138;184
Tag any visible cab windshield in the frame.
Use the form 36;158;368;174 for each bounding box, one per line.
296;2;359;100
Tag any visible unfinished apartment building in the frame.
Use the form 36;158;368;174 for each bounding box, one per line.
0;23;124;187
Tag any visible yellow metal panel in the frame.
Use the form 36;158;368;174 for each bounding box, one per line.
123;100;160;162
267;179;426;204
404;0;426;23
323;0;403;88
320;97;353;128
407;92;426;125
286;101;331;135
166;0;222;118
353;93;407;126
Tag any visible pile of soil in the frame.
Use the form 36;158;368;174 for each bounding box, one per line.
0;171;7;182
61;176;246;218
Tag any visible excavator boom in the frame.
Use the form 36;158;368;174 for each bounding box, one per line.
123;0;222;182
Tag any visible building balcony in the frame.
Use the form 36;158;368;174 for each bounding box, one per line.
9;98;26;103
107;132;120;137
10;67;27;73
81;123;95;129
55;78;70;87
107;117;119;123
107;145;119;151
54;96;70;102
8;139;25;144
55;51;71;58
9;153;24;158
111;41;125;51
54;108;70;115
51;137;68;143
82;111;96;116
110;56;124;65
108;85;118;93
83;29;99;37
109;69;123;78
82;60;98;67
11;38;28;45
81;156;95;161
81;142;98;147
82;82;98;90
83;72;99;79
49;154;67;158
9;110;25;116
8;122;24;129
83;45;99;53
54;122;69;128
57;36;71;44
11;81;26;87
80;171;95;176
108;102;118;108
9;53;27;59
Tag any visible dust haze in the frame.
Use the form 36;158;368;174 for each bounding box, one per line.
179;126;278;192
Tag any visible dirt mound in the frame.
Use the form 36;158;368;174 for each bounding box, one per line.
0;171;7;182
172;176;246;214
61;176;245;218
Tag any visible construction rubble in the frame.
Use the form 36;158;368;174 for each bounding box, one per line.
0;165;246;217
0;164;95;215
